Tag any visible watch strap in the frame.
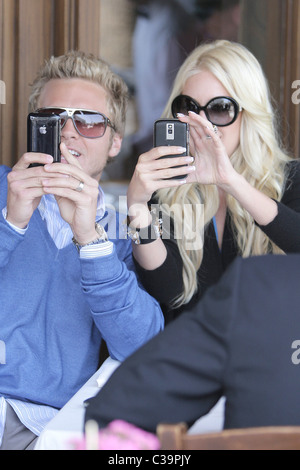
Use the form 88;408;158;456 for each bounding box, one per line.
127;215;162;245
72;222;108;252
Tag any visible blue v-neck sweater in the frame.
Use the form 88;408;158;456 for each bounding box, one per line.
0;166;163;409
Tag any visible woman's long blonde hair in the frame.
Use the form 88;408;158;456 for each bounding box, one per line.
156;40;293;306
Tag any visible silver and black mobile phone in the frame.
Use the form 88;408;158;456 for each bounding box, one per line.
27;113;61;167
153;119;189;179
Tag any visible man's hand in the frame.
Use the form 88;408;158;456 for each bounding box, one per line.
42;143;100;244
6;152;53;228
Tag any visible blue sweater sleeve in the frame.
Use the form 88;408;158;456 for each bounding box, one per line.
79;245;164;361
0;165;164;362
0;212;26;267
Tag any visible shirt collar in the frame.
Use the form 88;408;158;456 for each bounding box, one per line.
38;185;106;221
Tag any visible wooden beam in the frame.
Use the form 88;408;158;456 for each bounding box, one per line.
53;0;77;55
283;0;300;157
76;0;100;55
0;0;17;166
16;0;53;159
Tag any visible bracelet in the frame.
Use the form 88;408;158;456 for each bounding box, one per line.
127;213;163;245
72;222;108;252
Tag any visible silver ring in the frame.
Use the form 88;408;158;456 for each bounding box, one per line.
213;125;218;134
206;135;212;140
76;181;85;192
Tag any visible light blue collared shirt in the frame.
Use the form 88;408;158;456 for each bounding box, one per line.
0;188;113;446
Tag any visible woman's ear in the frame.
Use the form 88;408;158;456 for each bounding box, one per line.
108;133;123;158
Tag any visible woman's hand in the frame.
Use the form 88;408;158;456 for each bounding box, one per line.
127;146;195;212
127;145;195;227
177;111;238;189
177;112;279;226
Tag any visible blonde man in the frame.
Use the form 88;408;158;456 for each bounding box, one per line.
0;51;163;450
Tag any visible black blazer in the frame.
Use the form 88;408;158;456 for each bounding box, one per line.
85;254;300;432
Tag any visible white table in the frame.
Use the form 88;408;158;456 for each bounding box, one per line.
34;357;120;450
34;357;225;450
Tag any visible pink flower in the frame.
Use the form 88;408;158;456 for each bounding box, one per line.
71;420;161;450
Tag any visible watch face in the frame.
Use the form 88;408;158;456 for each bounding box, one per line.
95;223;107;240
72;223;108;251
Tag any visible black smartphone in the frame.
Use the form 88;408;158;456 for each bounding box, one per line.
153;119;189;179
27;113;61;167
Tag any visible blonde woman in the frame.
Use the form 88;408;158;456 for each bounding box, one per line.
127;40;300;322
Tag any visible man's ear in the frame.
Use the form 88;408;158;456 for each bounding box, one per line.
108;133;123;158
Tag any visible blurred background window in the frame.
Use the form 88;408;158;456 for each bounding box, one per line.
1;0;299;184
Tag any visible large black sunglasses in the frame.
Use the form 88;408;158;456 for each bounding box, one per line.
36;107;115;138
171;95;242;127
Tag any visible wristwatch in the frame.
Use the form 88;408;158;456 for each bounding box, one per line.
72;222;108;252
